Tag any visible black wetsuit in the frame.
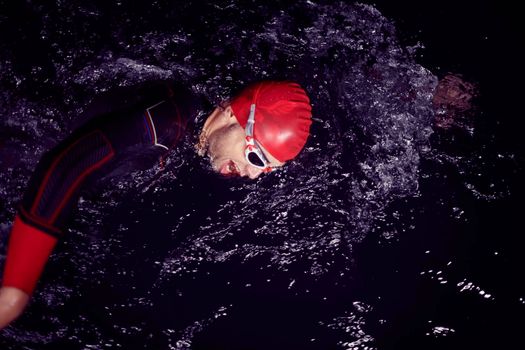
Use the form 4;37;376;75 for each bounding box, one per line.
2;81;197;293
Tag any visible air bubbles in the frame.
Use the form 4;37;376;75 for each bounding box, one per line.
456;279;495;300
427;326;456;337
321;301;376;350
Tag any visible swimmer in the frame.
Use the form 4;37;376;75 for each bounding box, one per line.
0;80;313;329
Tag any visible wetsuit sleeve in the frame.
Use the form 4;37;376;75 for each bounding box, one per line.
2;216;58;295
2;82;192;294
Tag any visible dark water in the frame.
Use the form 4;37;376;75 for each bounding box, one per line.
0;0;523;349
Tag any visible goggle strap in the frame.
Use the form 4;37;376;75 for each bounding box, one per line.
244;103;275;172
246;103;256;137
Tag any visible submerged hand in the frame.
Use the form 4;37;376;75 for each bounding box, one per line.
0;286;30;330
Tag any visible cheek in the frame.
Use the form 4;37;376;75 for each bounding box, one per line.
210;126;245;160
222;135;245;161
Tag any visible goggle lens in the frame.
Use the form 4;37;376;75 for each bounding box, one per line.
247;151;266;167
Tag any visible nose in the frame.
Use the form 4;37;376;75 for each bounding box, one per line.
242;164;263;179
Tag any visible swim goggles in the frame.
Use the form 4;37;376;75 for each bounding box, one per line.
244;104;274;173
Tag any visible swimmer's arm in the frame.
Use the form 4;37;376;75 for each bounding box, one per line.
0;128;117;329
0;110;124;330
0;82;186;329
0;116;122;328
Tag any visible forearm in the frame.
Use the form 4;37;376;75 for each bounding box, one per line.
1;215;58;294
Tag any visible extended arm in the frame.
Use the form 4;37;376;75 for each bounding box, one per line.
0;82;191;329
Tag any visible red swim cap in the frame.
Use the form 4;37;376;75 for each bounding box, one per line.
230;81;312;162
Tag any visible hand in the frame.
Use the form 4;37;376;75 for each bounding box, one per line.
0;286;30;330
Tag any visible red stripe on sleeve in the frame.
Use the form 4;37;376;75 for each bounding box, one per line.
30;130;115;224
2;215;58;295
49;145;114;223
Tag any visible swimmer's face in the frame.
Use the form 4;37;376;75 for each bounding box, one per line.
203;106;284;179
